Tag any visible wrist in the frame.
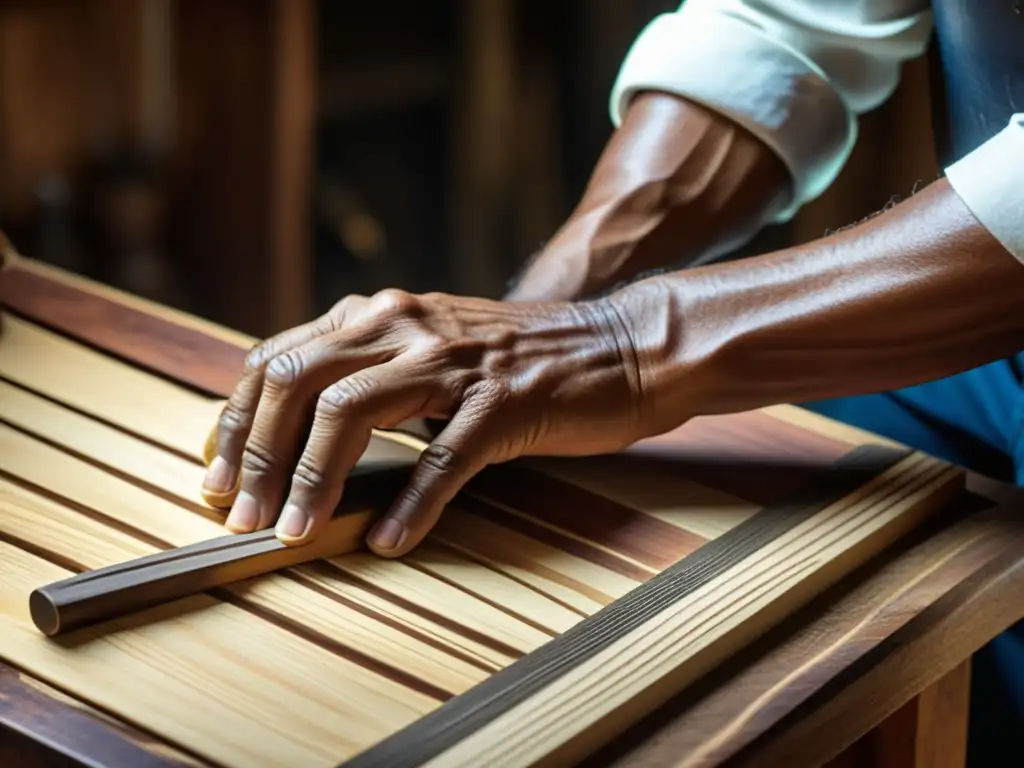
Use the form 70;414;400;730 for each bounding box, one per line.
589;276;727;438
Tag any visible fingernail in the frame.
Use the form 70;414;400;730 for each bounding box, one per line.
370;518;404;551
276;504;309;541
203;456;236;494
226;492;260;533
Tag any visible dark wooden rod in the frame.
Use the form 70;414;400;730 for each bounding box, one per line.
31;447;420;637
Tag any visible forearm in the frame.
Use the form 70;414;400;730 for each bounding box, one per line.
506;93;790;301
614;179;1024;428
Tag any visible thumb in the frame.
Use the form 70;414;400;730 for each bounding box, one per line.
366;408;493;558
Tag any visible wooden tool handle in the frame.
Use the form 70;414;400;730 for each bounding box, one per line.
30;460;417;637
31;509;376;637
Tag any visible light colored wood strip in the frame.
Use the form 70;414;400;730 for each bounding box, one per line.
1;543;436;768
0;480;487;696
0;378;209;509
0;315;219;459
405;542;584;635
328;552;553;655
424;454;963;766
530;456;759;540
763;404;902;450
433;507;639;611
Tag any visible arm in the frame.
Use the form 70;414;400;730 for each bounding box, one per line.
509;0;934;301
619;117;1024;425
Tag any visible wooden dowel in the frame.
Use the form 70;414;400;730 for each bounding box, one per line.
31;465;414;637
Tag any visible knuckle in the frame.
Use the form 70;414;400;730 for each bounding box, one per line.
328;294;366;321
291;456;330;490
243;342;271;375
370;288;419;317
264;351;304;387
317;377;373;416
241;442;282;477
219;402;253;434
418;443;463;477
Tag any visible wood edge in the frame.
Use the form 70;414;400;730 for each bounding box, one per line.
761;404;904;450
11;256;258;349
336;444;915;768
731;507;1024;767
0;662;204;767
596;490;1022;768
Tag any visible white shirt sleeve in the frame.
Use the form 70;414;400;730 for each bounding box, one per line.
945;115;1024;263
609;0;934;222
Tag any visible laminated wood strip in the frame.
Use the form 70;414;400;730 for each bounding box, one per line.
429;509;635;614
1;544;437;768
339;446;963;767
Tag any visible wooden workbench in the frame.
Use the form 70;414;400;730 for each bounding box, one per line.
2;254;1023;767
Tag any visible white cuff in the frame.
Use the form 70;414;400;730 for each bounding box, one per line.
610;10;854;222
945;115;1024;263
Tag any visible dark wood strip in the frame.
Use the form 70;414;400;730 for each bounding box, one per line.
0;663;204;768
337;444;910;768
630;412;854;507
468;466;705;570
452;494;657;583
0;264;247;398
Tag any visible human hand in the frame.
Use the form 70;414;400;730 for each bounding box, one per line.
200;289;661;558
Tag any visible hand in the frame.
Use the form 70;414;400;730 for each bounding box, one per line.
200;289;656;558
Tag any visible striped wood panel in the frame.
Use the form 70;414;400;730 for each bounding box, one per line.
0;257;965;766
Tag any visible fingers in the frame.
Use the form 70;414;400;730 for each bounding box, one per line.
201;296;370;507
201;315;336;506
223;326;402;534
367;404;495;558
272;358;438;545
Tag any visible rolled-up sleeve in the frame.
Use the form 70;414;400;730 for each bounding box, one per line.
609;0;933;221
945;115;1024;263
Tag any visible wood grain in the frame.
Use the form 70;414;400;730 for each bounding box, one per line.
2;256;990;768
0;665;203;768
585;488;1019;768
340;447;962;767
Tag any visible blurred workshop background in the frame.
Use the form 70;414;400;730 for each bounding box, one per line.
0;0;940;338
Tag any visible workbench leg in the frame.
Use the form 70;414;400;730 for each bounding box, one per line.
827;658;972;768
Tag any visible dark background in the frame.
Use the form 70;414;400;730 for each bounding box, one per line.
0;0;939;338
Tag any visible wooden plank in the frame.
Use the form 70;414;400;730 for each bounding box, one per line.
0;423;549;662
1;544;436;767
342;448;962;767
0;665;206;768
831;658;971;768
593;490;1015;767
